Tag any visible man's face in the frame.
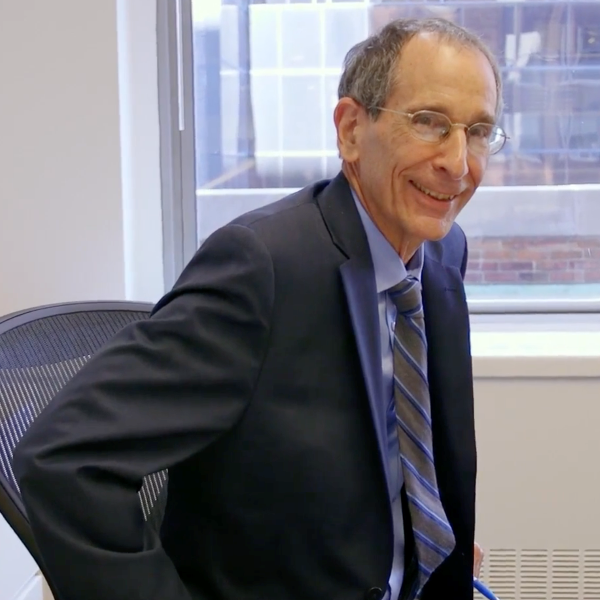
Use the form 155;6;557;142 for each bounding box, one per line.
336;33;497;259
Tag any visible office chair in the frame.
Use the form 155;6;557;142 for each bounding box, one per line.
0;301;168;600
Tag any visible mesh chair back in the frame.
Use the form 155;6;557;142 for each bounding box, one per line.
0;302;168;566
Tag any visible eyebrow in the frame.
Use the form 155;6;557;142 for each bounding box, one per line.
406;103;496;125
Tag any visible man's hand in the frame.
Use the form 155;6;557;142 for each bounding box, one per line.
474;542;484;578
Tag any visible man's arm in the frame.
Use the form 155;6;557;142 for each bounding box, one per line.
13;224;274;600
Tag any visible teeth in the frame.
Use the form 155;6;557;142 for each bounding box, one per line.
412;181;455;201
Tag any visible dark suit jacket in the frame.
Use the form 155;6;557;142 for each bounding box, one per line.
13;172;476;600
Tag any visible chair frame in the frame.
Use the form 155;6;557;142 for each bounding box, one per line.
0;300;154;596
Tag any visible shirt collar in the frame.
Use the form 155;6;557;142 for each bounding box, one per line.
351;189;424;294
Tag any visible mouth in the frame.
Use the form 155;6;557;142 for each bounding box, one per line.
410;180;458;202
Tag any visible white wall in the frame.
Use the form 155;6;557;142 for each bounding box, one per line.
0;515;39;600
0;1;162;599
471;327;600;599
117;0;164;303
0;0;163;318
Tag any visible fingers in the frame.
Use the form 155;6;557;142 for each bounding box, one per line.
474;541;484;578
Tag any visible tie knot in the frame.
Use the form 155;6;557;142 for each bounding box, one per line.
389;277;423;316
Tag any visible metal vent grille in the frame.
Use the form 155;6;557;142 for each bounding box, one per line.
552;550;580;600
521;549;548;600
584;550;600;599
484;549;517;599
476;549;600;600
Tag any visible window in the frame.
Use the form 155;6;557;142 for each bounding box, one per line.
162;0;600;312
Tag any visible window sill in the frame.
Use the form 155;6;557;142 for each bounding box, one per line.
470;314;600;378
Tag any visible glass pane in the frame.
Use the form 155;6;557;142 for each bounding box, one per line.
191;0;600;306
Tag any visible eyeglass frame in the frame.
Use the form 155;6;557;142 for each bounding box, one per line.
370;106;509;156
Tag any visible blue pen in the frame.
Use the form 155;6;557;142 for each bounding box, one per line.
473;577;500;600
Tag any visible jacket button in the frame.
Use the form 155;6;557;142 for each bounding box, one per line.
365;587;384;600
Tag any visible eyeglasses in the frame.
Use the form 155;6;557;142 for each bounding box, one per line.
373;107;508;156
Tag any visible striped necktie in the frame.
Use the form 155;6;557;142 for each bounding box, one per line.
389;276;456;599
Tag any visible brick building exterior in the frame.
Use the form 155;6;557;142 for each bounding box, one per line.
465;237;600;285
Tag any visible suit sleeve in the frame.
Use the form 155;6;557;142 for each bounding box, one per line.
13;224;274;600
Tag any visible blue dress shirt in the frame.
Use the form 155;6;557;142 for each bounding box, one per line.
351;191;424;600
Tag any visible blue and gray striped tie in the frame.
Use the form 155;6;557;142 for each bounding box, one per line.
389;276;456;599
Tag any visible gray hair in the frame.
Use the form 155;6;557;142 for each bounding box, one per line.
338;17;503;121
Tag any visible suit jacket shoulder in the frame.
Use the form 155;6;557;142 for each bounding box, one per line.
230;179;328;231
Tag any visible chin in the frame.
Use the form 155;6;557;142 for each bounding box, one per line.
413;218;455;243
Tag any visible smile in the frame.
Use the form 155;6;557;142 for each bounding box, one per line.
410;180;457;201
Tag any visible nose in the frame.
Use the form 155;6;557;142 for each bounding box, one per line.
433;127;469;180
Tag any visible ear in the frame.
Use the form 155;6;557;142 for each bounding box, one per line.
333;97;364;163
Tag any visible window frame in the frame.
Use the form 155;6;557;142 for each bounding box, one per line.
157;0;197;291
159;0;600;315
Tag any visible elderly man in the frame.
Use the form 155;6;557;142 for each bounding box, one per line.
14;17;504;600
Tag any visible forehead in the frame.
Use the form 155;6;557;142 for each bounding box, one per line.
389;33;497;122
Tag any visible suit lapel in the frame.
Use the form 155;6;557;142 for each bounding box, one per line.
318;173;389;480
421;250;472;410
421;249;474;498
339;261;388;475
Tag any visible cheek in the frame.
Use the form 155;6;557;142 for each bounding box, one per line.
468;155;487;186
360;134;390;174
368;146;399;188
378;128;412;169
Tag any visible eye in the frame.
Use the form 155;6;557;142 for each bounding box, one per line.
412;112;449;134
469;124;494;140
413;112;435;126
